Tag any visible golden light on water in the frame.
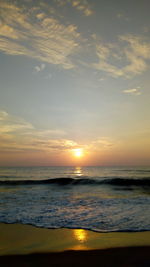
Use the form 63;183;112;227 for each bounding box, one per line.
73;229;87;243
74;166;82;176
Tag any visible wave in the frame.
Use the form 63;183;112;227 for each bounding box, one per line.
116;169;150;173
103;178;150;186
1;221;150;233
0;177;150;187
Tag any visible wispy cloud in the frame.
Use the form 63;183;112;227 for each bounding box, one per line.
88;138;114;151
0;110;33;134
93;35;150;78
0;110;113;154
117;13;130;21
34;63;45;72
0;1;81;69
1;1;149;78
123;87;142;95
71;0;93;16
55;0;93;16
0;110;77;153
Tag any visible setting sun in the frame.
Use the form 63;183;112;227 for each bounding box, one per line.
73;148;83;158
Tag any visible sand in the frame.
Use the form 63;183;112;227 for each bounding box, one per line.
0;223;150;266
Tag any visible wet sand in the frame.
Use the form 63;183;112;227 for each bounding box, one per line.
0;223;150;266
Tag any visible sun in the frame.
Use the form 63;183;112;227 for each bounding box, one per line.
73;148;83;158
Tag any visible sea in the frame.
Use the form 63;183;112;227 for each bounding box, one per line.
0;166;150;232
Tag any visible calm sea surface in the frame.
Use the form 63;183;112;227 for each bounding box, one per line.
0;166;150;232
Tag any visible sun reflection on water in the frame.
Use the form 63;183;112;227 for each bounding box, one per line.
74;166;83;177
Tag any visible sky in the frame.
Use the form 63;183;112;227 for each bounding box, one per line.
0;0;150;166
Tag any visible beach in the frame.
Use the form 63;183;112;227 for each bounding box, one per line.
0;223;150;266
0;166;150;266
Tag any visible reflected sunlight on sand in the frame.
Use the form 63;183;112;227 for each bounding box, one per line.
73;229;88;242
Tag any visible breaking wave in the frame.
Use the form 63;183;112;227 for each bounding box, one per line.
0;177;150;187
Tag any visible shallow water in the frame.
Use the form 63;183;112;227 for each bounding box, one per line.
0;166;150;232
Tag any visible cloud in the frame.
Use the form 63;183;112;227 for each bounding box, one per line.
93;35;150;78
123;87;142;95
0;110;8;120
95;44;110;60
117;13;130;21
0;110;33;134
89;138;114;151
71;0;93;16
0;110;77;153
55;0;93;16
34;63;45;72
0;110;114;154
0;1;80;69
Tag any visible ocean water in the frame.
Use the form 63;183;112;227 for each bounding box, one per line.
0;166;150;232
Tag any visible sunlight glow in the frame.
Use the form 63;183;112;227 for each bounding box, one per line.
73;148;83;158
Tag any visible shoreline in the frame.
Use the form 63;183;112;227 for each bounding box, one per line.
0;223;150;255
3;221;150;234
0;223;150;266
